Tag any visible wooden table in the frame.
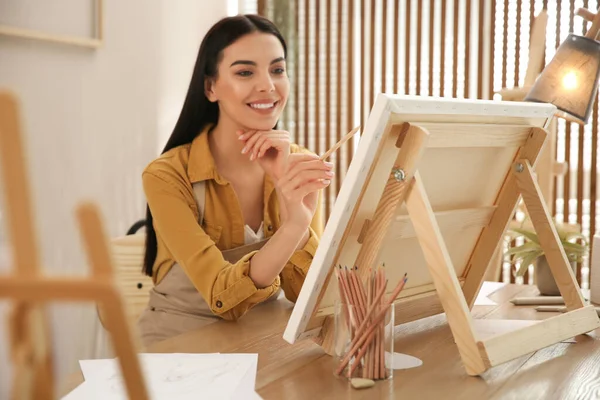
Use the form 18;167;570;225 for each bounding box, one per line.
63;283;600;399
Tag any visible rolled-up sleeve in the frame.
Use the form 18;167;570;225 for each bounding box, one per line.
279;188;324;302
143;171;280;321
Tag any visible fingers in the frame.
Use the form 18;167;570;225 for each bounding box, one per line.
284;157;334;184
237;129;287;141
253;136;270;160
237;130;257;141
292;180;331;199
238;130;290;159
257;137;274;159
279;169;334;194
286;153;321;166
252;134;287;160
239;130;257;154
283;179;331;202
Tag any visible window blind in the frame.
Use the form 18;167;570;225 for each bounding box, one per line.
242;0;600;289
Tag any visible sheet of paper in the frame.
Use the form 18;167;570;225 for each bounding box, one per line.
230;354;260;399
61;382;94;400
63;381;264;400
474;281;507;306
472;319;539;340
69;353;259;400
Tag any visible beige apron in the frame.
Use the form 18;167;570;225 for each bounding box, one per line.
137;181;278;347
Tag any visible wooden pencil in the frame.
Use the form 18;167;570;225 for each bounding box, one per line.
510;296;564;305
362;268;371;378
349;267;367;324
347;275;409;377
334;267;352;331
373;268;380;380
336;273;407;376
337;267;353;308
352;267;369;323
320;126;360;161
335;276;388;377
368;269;375;379
378;267;386;379
339;266;359;324
349;266;369;377
345;267;365;324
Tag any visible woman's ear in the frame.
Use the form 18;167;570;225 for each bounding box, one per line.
204;78;217;102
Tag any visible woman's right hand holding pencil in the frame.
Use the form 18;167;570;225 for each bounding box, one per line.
276;153;333;229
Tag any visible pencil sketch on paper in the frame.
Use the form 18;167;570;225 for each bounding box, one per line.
78;353;258;399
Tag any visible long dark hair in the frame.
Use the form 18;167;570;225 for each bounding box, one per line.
142;15;287;276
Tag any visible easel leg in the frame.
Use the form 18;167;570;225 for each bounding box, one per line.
354;123;430;281
0;92;54;400
77;204;149;400
514;160;586;309
462;128;547;308
8;304;54;400
406;173;486;376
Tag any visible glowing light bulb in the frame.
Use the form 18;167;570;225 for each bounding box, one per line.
562;71;578;90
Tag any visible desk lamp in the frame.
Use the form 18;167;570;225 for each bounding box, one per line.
525;8;600;125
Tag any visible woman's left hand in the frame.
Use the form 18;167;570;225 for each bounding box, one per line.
238;129;291;180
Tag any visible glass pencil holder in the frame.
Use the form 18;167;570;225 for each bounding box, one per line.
332;300;394;381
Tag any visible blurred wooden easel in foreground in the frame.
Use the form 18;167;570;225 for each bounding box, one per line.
0;91;149;399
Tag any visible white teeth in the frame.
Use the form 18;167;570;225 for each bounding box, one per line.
250;102;275;109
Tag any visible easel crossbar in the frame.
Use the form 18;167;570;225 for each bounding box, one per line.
0;278;120;302
478;305;600;367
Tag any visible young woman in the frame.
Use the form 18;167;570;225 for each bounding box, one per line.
137;15;333;346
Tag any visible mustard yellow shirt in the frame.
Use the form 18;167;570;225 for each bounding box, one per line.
142;125;323;321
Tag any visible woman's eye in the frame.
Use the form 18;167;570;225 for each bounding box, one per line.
272;68;286;75
236;70;253;77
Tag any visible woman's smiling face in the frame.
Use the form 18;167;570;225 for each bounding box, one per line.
205;32;289;131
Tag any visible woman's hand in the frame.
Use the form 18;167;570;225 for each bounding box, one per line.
277;153;334;229
238;129;291;180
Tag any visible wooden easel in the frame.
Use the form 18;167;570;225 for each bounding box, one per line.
284;95;600;376
0;91;149;399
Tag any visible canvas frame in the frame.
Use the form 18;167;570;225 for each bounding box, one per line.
0;0;103;49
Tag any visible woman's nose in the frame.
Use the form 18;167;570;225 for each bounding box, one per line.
256;73;275;92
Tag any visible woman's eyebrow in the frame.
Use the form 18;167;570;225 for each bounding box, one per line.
230;57;286;67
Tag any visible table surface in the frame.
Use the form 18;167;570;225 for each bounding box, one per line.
62;283;600;399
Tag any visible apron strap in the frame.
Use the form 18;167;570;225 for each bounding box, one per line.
192;181;206;225
221;238;270;263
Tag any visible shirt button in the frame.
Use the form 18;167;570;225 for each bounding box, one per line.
216;300;223;308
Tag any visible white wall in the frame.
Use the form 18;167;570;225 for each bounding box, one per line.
0;1;227;397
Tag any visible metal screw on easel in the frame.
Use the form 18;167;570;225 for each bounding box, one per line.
392;168;406;181
515;163;524;173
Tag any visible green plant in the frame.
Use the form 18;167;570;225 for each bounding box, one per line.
503;221;589;277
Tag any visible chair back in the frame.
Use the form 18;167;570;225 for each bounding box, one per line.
98;232;153;328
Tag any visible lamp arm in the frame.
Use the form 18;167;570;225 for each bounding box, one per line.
576;8;600;39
